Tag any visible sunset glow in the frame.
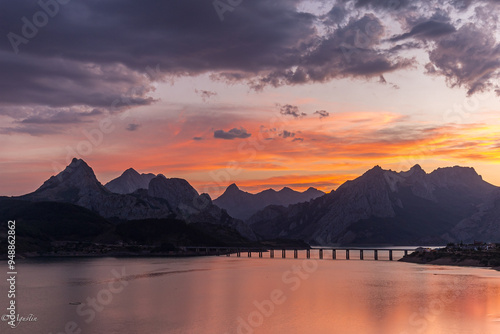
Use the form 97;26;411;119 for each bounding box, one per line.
1;0;499;197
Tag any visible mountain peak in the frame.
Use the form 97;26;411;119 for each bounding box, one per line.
407;164;426;176
64;158;96;177
362;165;384;177
105;167;156;194
227;183;240;191
27;157;104;199
124;167;138;173
279;187;294;193
411;164;423;171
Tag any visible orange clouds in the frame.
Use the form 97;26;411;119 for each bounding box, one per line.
2;107;500;198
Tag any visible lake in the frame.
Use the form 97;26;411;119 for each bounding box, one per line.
2;251;500;334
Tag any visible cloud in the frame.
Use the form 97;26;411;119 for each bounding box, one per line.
0;53;156;111
0;0;498;127
214;127;251;140
280;104;306;118
195;89;218;102
0;107;106;135
280;130;295;138
126;123;141;131
17;108;104;125
193;137;203;141
292;138;304;142
390;20;456;42
314;110;330;119
353;0;410;11
426;24;500;95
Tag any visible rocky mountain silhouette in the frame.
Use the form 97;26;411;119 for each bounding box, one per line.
248;165;499;245
214;183;325;220
105;168;156;194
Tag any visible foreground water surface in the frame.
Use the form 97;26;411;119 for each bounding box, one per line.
2;251;500;334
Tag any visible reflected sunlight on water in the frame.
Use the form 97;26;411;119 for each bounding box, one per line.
1;255;500;334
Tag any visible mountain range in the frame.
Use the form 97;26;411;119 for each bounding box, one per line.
213;184;324;220
2;159;500;252
247;164;500;245
104;168;156;194
16;158;255;242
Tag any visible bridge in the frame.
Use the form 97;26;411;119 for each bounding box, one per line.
183;247;418;261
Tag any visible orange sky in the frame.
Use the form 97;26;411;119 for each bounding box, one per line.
1;0;500;199
2;97;499;198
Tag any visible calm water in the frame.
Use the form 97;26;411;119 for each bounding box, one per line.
2;251;500;334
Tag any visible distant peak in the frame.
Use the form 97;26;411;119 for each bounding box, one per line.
279;187;294;192
227;183;240;191
411;164;423;171
122;168;139;176
363;165;384;176
409;164;426;175
67;158;91;171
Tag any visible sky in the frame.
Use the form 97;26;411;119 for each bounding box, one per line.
0;0;499;198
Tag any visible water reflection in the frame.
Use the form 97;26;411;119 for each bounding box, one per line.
1;257;500;334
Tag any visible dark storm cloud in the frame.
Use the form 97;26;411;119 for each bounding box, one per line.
390;21;456;41
0;52;155;111
0;0;315;104
248;13;416;89
352;0;411;10
0;0;499;125
426;24;500;95
214;127;251;140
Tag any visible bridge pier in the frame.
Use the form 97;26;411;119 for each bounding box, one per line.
294;249;298;259
282;249;286;259
270;249;274;258
306;249;310;259
248;251;252;258
237;250;241;257
332;249;336;260
374;250;378;260
404;250;408;256
389;250;393;261
226;249;231;257
360;249;364;260
346;249;350;260
319;249;323;259
259;251;263;258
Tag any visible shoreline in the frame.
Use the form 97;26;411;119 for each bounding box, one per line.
399;250;500;272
